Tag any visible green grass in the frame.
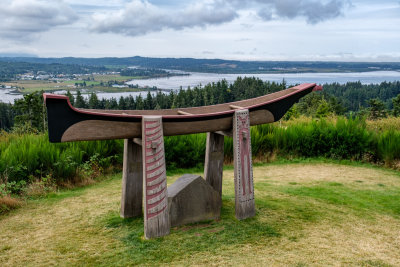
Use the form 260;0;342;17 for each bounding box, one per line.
0;132;123;183
283;182;400;217
1;163;400;266
3;74;147;94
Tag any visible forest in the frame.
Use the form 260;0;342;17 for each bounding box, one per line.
2;56;400;73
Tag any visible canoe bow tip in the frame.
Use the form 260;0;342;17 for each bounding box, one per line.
43;93;71;104
313;85;323;91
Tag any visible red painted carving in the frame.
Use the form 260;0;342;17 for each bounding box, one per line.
234;109;254;203
237;113;252;196
143;119;167;219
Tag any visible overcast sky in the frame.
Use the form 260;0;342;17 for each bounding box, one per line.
0;0;399;61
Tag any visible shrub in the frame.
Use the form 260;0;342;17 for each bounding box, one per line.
1;116;400;192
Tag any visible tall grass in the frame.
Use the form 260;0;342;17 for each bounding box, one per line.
376;130;400;165
164;133;207;169
1;116;400;188
0;132;123;183
270;117;372;159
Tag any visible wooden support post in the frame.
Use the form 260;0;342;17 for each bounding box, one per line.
142;116;170;239
204;132;224;195
233;109;255;220
120;138;143;218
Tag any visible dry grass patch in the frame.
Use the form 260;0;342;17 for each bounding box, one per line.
254;163;400;189
0;163;399;266
0;196;22;213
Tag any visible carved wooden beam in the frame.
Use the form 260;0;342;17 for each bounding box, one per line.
229;104;243;110
133;138;142;146
215;130;233;137
177;110;192;115
233;109;255;220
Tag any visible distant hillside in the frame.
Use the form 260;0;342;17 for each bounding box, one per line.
1;56;400;74
0;61;107;81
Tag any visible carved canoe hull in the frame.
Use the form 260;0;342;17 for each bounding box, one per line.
44;83;321;142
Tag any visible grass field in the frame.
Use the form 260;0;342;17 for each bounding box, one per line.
1;162;399;266
2;74;141;94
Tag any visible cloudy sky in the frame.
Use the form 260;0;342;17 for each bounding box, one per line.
0;0;399;61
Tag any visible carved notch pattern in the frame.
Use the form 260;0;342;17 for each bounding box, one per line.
143;118;167;219
234;109;254;203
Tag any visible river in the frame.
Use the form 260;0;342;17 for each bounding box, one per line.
126;70;400;89
1;70;400;103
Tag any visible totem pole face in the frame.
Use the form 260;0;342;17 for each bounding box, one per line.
234;110;254;204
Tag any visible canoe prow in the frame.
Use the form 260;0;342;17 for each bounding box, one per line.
44;83;321;142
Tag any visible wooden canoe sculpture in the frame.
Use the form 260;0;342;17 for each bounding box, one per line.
44;83;322;238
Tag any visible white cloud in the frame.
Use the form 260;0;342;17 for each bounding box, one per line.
271;0;345;24
89;0;348;37
90;0;237;36
0;0;77;41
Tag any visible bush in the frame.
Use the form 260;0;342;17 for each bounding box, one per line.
0;132;123;184
1;117;400;193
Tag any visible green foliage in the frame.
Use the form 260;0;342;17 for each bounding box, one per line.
368;98;387;120
0;132;122;184
375;130;400;165
0;103;14;131
323;81;400;112
2;116;400;193
75;90;87;108
119;68;173;78
13;92;46;132
164;134;207;169
0;183;8;197
392;94;400;117
266;117;372;159
297;92;324;116
315;99;330;118
88;92;99;109
283;104;300;120
59;77;285;111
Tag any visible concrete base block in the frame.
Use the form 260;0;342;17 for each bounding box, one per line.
168;174;221;227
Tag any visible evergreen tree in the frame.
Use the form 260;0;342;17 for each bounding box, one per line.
0;102;15;130
66;90;74;106
106;98;118;109
13;92;46;132
127;95;136;110
144;91;153;110
75;90;87;108
316;99;331;118
119;96;127;110
88;92;99;109
136;95;144;110
368;98;387;120
328;96;346;115
393;94;400;117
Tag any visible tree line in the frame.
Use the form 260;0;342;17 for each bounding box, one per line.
69;78;286;110
1;78;400;132
3;56;400;74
